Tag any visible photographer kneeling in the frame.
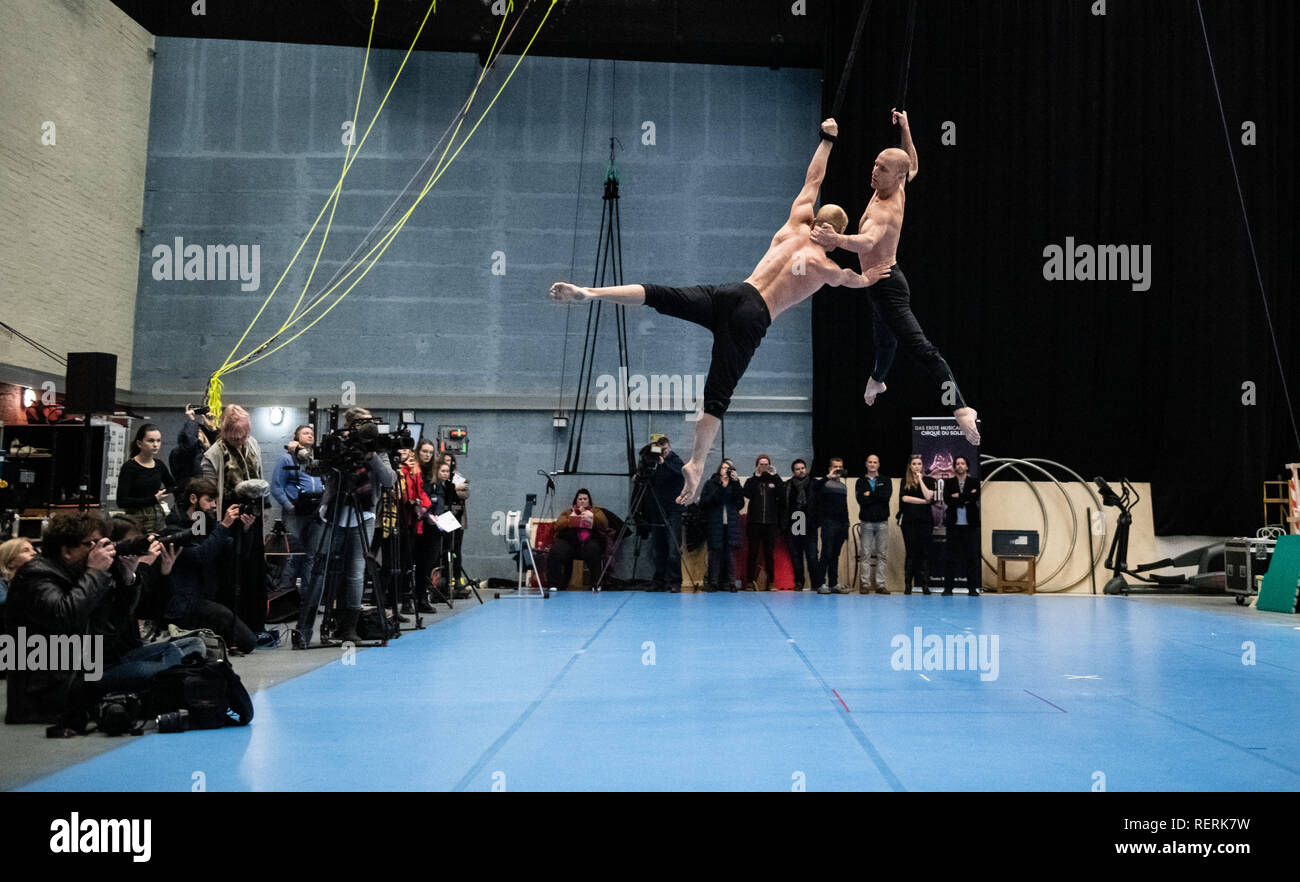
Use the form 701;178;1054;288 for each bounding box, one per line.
163;477;258;654
293;406;395;647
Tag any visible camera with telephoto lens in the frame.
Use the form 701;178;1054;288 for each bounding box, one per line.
156;708;190;734
112;527;196;557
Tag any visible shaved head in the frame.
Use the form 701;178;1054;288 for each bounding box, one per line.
879;148;910;183
814;203;848;234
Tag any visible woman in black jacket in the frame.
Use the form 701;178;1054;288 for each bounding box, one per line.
700;460;744;592
116;424;174;534
898;454;937;595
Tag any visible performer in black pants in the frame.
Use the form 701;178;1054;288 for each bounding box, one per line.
782;459;821;591
550;118;893;506
898;454;937;595
810;107;980;446
743;455;784;590
943;455;982;596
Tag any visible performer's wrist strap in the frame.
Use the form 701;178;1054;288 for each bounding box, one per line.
819;129;837;143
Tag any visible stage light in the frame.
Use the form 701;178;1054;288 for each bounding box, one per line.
22;387;35;407
270;407;284;425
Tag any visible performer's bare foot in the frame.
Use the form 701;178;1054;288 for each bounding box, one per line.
954;407;981;445
549;281;590;302
677;459;705;505
863;377;887;405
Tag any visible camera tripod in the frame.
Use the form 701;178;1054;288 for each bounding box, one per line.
596;465;697;592
301;465;400;647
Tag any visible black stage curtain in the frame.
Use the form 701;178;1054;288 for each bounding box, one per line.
812;0;1298;536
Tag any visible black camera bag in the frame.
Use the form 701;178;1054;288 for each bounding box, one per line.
146;656;254;730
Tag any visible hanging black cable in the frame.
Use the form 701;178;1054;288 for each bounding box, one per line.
1195;0;1300;454
895;0;918;113
829;0;874;119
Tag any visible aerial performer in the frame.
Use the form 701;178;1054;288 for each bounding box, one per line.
810;108;980;446
550;118;892;504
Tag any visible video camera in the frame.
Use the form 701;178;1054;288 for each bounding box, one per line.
636;442;663;480
306;419;411;475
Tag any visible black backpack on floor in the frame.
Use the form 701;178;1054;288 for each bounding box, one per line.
146;657;254;730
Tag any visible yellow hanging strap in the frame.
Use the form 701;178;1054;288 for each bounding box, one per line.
209;0;436;389
216;1;557;378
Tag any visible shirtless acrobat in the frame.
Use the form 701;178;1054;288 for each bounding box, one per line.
550;118;891;505
809;108;980;446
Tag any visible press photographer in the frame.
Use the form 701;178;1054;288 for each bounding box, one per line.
170;403;218;497
638;435;684;593
4;511;116;724
162;477;258;653
293;406;396;647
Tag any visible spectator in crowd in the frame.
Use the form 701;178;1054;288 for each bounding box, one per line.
547;489;608;589
393;445;434;613
854;453;892;594
4;511;116;723
899;453;937;595
699;459;744;592
163;477;258;653
943;455;982;597
201;404;268;635
269;424;324;592
782;458;821;592
416;440;451;605
442;452;470;596
643;435;684;593
116;423;174;534
293;407;395;647
0;537;38;637
170;404;218;497
743;454;783;590
817;457;851;594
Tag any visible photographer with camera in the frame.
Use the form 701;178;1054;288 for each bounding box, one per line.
200;404;269;635
293;406;396;647
639;435;684;593
270;425;324;592
170;404;218;497
783;459;822;592
162;477;258;653
4;511;116;723
743;455;784;591
699;459;744;592
817;457;851;594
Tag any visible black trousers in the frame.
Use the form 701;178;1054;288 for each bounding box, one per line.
869;265;968;411
786;529;821;589
944;523;982;592
171;600;257;654
745;521;780;586
413;528;443;599
548;536;605;588
902;519;934;589
642;282;772;418
818;520;848;587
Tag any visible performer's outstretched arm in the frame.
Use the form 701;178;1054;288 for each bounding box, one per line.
893;108;918;181
787;119;837;227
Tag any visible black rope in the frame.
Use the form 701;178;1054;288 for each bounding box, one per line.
829;0;874;119
895;0;918;112
1195;0;1300;454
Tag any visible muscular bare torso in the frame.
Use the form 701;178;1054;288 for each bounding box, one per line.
744;223;848;320
854;188;905;267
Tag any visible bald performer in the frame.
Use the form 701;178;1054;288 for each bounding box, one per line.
811;108;980;445
551;118;891;504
